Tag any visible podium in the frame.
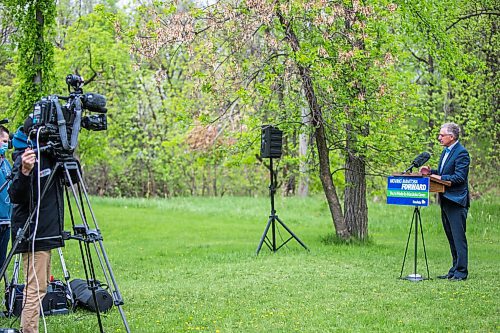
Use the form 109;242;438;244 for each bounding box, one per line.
391;173;451;281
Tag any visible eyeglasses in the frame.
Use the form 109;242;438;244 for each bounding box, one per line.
437;133;452;138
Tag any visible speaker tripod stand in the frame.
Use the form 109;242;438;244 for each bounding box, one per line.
256;158;309;255
0;157;130;333
399;206;431;281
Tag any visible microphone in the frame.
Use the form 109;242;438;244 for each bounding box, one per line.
412;152;431;168
82;93;107;113
0;118;8;125
404;152;431;173
8;133;13;149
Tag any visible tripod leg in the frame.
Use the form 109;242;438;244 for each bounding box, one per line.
57;248;74;304
77;177;130;333
271;215;277;252
418;210;431;280
256;217;273;255
400;211;415;278
63;187;103;331
6;254;21;317
275;216;309;251
413;208;419;276
64;162;131;333
82;240;105;333
95;239;131;332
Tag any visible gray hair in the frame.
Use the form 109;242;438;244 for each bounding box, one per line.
441;122;460;140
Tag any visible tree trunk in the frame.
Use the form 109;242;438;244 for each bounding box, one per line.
277;9;349;239
34;6;44;85
427;54;436;151
281;134;296;196
298;104;310;197
342;20;369;241
213;163;218;196
344;149;368;240
315;123;349;238
343;118;369;240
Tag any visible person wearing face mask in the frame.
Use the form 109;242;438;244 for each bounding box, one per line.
0;124;12;273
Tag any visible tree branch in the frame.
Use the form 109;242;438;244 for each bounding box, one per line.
407;47;429;65
447;10;500;31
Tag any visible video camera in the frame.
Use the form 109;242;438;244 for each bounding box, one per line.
26;74;107;157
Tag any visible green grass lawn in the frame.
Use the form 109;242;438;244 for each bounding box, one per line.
2;195;498;332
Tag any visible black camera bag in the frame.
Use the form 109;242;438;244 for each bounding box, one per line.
5;280;70;317
69;278;113;313
42;280;70;315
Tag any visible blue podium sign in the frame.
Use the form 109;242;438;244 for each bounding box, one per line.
387;176;430;207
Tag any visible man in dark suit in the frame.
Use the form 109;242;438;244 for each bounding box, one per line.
420;122;470;281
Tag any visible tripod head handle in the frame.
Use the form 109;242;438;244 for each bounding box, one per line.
0;172;13;192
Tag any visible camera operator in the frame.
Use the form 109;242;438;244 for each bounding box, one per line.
0;125;12;272
8;122;65;333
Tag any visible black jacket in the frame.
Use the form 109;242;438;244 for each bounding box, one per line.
8;150;64;253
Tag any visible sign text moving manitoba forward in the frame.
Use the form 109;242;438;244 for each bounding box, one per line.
387;176;430;207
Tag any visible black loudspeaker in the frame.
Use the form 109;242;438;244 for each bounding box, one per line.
260;125;283;158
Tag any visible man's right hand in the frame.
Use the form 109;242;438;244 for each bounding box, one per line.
21;149;36;176
420;165;431;175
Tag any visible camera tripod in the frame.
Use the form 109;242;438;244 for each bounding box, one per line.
256;158;309;255
399;206;431;281
0;157;130;333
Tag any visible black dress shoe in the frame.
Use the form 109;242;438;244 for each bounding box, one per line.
450;276;467;281
437;274;453;279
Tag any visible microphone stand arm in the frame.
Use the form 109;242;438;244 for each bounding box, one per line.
402;164;415;174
